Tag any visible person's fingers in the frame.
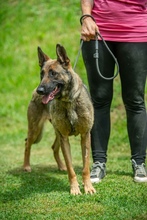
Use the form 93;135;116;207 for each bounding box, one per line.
81;34;90;41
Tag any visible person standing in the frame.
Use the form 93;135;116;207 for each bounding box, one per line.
80;0;147;183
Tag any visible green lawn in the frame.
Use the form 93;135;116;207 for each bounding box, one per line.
0;1;147;219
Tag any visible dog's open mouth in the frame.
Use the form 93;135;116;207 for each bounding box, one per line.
42;86;60;104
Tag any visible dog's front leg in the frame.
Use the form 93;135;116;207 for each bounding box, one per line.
81;132;96;194
60;134;81;195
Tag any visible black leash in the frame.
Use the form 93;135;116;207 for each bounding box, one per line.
73;40;83;71
73;34;119;80
94;32;119;80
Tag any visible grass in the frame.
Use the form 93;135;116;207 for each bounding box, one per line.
0;0;147;219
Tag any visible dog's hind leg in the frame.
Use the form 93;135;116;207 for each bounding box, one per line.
23;97;46;172
52;134;66;171
24;136;35;172
23;124;44;172
81;132;96;194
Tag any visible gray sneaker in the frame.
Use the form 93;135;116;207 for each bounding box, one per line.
90;161;106;183
132;159;147;183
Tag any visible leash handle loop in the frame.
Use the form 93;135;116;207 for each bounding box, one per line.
94;32;119;80
73;33;119;81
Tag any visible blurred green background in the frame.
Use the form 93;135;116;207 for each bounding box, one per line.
0;0;83;145
0;1;147;220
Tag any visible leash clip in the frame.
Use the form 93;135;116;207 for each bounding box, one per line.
93;53;99;58
93;33;99;59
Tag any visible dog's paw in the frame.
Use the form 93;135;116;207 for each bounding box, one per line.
23;165;31;172
58;165;67;171
84;182;96;195
70;183;82;195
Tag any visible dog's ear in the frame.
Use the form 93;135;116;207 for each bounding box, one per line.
37;47;50;67
56;44;70;67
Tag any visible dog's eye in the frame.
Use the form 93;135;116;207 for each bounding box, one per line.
40;71;44;80
49;70;57;77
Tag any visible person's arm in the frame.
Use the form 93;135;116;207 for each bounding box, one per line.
81;0;93;15
80;0;99;41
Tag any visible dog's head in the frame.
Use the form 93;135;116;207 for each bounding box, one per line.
36;44;72;104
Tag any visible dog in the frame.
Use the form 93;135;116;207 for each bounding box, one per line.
23;44;96;195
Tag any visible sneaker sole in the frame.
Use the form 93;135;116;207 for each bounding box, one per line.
134;177;147;183
90;178;102;183
90;175;106;184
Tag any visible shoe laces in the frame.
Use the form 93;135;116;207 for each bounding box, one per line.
132;159;147;176
91;162;105;175
135;164;147;176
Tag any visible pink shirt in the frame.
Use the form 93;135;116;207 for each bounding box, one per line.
92;0;147;42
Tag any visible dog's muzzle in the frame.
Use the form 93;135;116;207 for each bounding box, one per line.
37;86;46;95
37;86;45;95
36;84;61;104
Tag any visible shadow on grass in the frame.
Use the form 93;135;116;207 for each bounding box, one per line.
2;165;68;203
1;164;133;203
107;169;132;177
1;164;83;203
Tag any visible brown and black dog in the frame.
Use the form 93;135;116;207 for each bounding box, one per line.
23;44;96;195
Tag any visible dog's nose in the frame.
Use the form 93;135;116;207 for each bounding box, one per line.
37;86;45;95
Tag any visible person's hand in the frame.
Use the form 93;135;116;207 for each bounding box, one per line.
81;17;99;41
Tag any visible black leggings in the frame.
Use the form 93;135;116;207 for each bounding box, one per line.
82;41;147;164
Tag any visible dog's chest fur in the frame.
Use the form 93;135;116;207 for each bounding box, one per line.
49;94;93;136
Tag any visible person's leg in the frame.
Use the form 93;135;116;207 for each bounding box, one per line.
82;40;115;182
82;40;115;163
116;42;147;182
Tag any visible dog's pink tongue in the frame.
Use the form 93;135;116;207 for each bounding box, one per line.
42;87;59;104
42;94;54;104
